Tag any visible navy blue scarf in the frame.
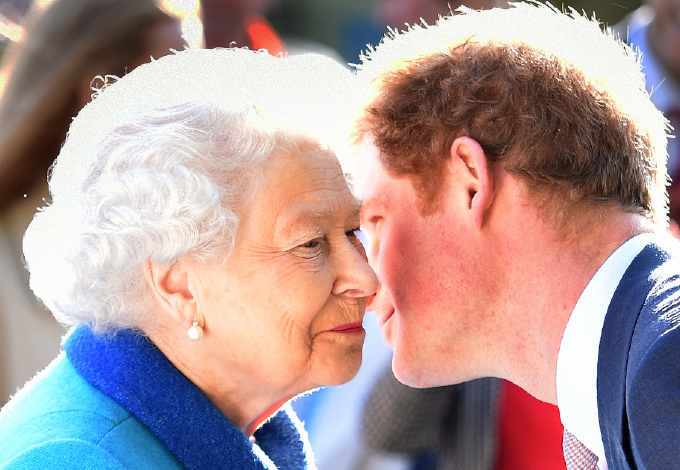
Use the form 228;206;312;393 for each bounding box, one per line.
64;326;314;470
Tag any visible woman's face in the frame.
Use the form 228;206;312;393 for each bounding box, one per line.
191;143;378;402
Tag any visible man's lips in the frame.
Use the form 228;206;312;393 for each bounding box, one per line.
328;321;365;334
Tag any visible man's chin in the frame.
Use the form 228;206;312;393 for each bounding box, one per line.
386;320;457;388
391;353;476;389
391;355;440;389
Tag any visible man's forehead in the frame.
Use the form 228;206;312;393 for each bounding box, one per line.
351;136;386;202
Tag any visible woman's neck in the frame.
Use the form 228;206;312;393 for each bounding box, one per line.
145;323;294;437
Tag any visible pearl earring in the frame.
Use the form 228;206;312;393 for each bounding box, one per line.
188;318;203;341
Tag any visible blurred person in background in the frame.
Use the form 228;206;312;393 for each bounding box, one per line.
199;0;284;54
0;8;19;59
360;370;566;470
375;0;498;29
341;0;502;64
615;0;680;235
0;0;185;405
198;0;342;60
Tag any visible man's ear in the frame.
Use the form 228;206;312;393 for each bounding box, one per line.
143;258;197;329
450;136;493;229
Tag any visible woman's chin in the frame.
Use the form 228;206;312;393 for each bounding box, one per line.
313;347;364;388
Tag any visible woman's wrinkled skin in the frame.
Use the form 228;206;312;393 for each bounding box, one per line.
146;142;378;435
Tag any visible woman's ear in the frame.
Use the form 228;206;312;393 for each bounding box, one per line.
143;258;197;329
450;136;494;229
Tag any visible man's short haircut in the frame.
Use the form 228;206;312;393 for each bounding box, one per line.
352;2;669;227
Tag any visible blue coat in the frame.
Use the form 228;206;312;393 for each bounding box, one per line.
0;326;316;469
598;238;680;469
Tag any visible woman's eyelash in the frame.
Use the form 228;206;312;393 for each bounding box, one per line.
300;238;323;249
298;228;361;250
346;228;360;238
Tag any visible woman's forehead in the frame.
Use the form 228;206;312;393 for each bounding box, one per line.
251;146;358;235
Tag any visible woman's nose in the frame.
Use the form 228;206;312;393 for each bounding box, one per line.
332;239;379;298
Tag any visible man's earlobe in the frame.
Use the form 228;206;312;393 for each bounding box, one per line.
450;136;494;229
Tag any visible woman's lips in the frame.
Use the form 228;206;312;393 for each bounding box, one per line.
328;321;365;334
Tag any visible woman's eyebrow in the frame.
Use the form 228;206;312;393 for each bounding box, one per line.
277;199;363;237
349;199;363;220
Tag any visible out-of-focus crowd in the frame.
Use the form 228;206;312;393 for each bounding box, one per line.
3;1;680;470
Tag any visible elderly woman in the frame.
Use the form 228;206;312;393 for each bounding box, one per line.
0;48;377;469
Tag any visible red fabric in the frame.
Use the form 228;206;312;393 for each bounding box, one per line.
244;15;285;56
495;380;567;470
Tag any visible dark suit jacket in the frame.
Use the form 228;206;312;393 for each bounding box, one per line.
598;238;680;469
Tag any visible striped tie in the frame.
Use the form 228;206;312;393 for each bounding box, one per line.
563;429;599;470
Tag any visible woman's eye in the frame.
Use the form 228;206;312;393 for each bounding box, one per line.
345;228;360;239
300;238;323;249
347;228;369;251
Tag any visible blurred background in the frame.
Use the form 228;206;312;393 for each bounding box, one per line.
269;0;643;63
1;0;645;65
0;1;653;470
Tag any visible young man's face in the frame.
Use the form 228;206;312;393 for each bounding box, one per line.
353;137;498;388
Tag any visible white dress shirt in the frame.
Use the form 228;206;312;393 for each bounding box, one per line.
556;233;655;469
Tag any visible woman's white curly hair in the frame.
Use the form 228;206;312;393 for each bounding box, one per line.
22;47;362;333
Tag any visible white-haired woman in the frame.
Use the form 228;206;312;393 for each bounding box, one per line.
0;47;378;469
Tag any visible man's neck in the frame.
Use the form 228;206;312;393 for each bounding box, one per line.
490;209;654;403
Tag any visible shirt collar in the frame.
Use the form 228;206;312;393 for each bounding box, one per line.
556;233;654;465
64;325;314;470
